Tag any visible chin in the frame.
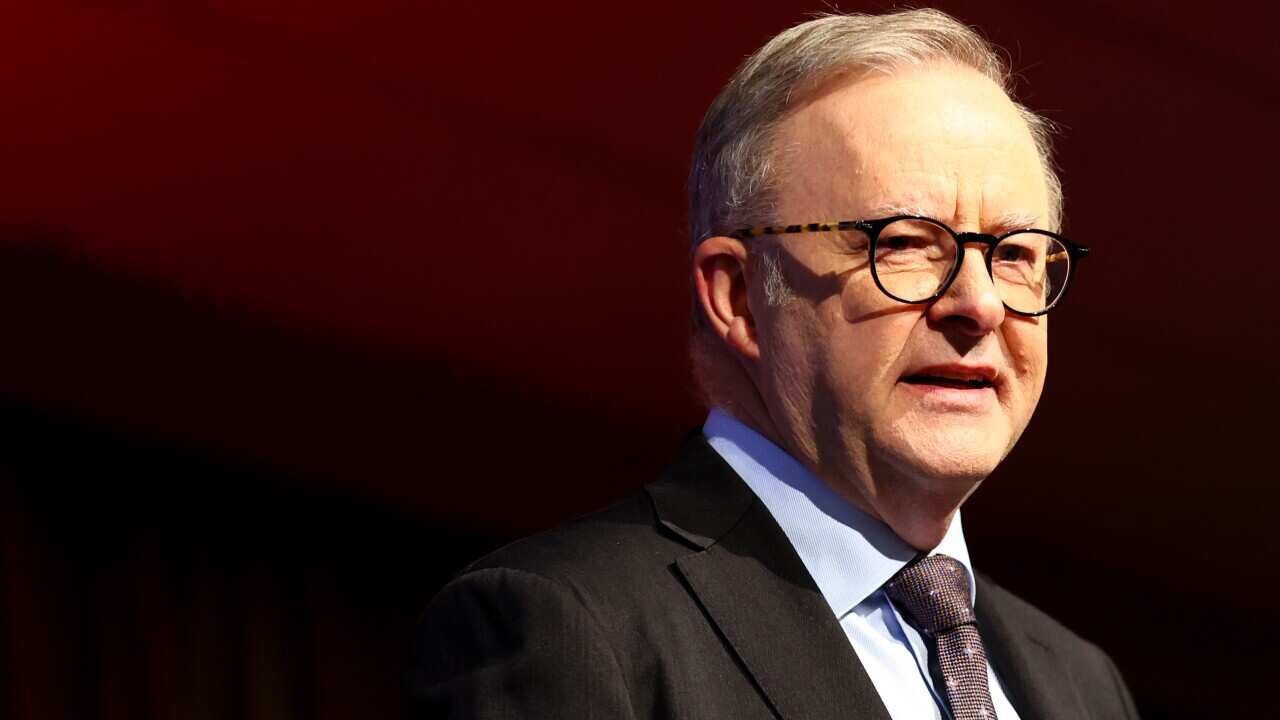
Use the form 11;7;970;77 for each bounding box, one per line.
874;417;1010;488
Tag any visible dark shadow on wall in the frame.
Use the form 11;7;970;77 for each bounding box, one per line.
0;398;509;720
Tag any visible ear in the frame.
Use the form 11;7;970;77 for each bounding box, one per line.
692;235;761;361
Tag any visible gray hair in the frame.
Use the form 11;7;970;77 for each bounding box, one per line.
688;9;1061;317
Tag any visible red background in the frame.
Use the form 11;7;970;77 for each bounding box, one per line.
3;1;1277;717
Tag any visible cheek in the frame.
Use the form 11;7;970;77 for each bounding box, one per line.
755;300;825;408
838;267;890;324
824;311;917;408
1005;321;1048;402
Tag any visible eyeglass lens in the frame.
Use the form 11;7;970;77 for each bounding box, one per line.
872;218;1070;314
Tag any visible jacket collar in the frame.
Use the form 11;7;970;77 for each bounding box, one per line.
975;576;1090;720
645;433;893;720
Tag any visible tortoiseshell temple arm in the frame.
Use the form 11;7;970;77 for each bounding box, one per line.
726;221;871;240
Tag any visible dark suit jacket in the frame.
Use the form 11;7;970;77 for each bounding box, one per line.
408;435;1140;719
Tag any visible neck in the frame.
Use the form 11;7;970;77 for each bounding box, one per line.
718;395;967;552
820;451;972;551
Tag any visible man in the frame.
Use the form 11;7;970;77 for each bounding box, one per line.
409;9;1139;719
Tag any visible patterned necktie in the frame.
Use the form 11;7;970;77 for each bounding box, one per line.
884;554;998;720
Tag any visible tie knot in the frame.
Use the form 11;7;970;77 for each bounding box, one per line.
884;554;974;634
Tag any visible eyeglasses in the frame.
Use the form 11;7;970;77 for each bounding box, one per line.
727;215;1089;316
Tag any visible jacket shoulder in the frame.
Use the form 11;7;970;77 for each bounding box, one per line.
979;573;1113;661
456;432;731;597
978;574;1140;718
456;489;691;607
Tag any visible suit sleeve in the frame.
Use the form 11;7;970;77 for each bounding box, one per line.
406;567;637;720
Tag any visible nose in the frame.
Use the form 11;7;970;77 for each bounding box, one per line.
926;245;1005;335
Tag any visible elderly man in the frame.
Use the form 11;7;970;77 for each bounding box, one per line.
409;9;1138;719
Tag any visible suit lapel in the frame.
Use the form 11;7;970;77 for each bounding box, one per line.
646;436;892;720
976;577;1088;720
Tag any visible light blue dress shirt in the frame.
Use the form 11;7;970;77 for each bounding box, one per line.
704;408;1022;720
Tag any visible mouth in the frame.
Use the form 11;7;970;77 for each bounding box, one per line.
900;375;994;390
899;364;999;392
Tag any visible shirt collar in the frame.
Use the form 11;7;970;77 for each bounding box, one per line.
703;408;977;619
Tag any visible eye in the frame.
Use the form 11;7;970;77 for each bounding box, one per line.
993;242;1037;264
876;233;946;262
873;218;953;269
879;233;932;252
882;234;916;251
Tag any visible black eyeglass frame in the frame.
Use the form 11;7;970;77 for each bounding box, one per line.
726;215;1090;317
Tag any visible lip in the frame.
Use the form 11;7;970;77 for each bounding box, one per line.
897;363;1001;410
900;363;1000;386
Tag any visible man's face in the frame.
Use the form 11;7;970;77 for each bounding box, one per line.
752;62;1051;518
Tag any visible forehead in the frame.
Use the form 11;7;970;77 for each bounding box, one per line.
772;62;1049;228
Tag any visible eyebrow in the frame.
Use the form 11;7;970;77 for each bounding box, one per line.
863;205;1042;233
866;203;934;218
989;211;1042;232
